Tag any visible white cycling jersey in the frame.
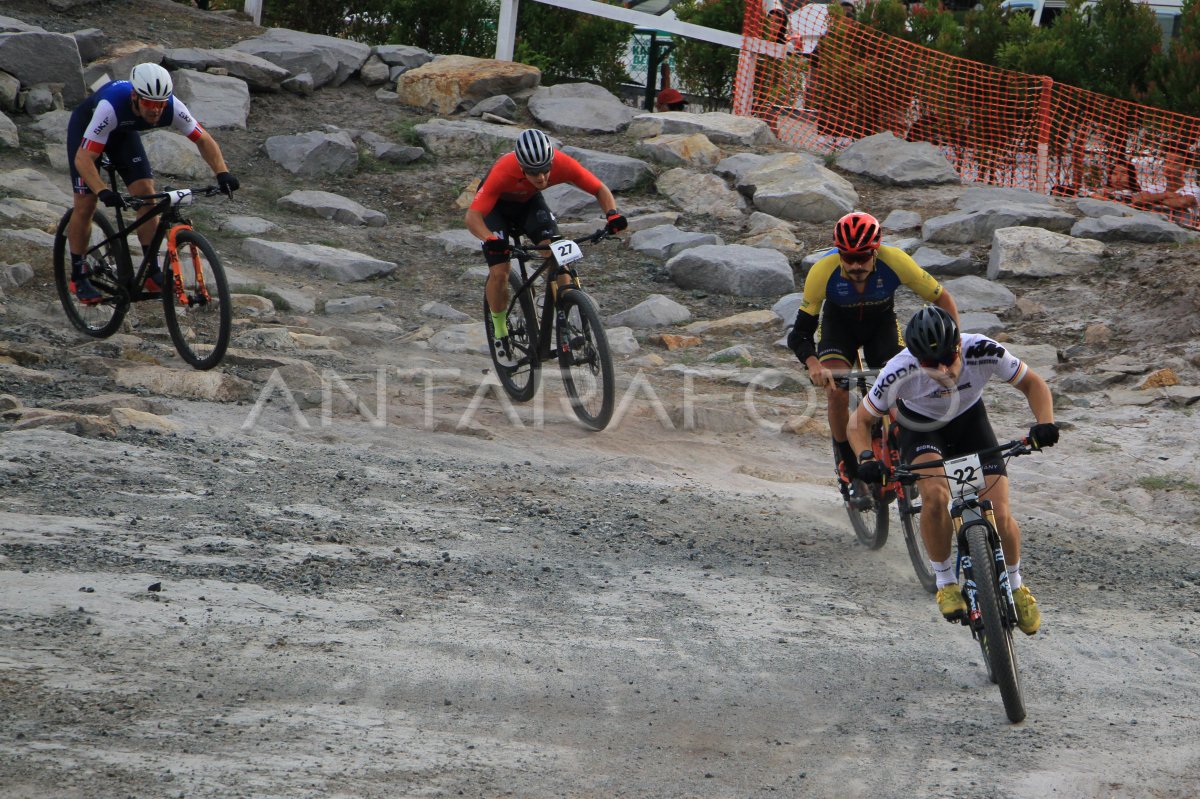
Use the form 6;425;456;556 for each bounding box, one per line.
862;333;1028;421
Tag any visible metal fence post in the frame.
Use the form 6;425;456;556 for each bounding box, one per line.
496;0;520;61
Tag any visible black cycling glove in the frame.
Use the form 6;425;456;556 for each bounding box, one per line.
217;171;240;196
1028;422;1060;450
857;458;885;484
96;188;126;209
605;209;628;234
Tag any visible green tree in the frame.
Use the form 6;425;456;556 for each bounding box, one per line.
856;0;909;39
366;0;498;54
671;0;743;110
903;2;963;55
514;2;631;89
1149;0;1200;114
960;0;1017;66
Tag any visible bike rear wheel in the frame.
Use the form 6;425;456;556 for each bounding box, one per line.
556;289;614;431
53;209;128;338
484;269;540;402
965;522;1025;723
162;229;231;370
899;486;936;593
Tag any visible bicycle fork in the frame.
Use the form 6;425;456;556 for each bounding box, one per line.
955;503;1017;631
166;224;209;307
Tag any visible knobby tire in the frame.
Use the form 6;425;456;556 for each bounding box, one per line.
53;209;127;338
161;229;231;370
845;478;888;549
965;523;1026;723
556;289;614;431
484;269;540;403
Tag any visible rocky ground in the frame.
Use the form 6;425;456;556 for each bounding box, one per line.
1;1;1200;798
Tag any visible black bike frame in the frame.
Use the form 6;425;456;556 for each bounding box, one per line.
506;235;598;363
86;160;180;298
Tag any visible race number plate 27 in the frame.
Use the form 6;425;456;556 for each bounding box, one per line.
943;452;986;492
551;239;582;266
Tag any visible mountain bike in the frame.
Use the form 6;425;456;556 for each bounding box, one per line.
483;230;616;431
52;155;232;370
893;438;1037;723
840;367;936;594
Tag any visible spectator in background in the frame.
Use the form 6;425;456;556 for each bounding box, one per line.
655;62;688;112
1131;145;1198;219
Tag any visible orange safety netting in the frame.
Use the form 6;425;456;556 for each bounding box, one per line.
734;3;1200;228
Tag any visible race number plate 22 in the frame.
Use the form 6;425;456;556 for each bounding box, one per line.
943;452;985;492
551;239;582;266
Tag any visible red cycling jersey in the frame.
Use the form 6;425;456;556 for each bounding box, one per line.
469;151;603;214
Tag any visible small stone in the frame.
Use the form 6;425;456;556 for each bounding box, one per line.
1083;323;1111;346
1138;368;1179;390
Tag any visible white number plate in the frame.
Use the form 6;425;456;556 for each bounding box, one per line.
551;239;582;266
166;189;193;207
943;453;985;492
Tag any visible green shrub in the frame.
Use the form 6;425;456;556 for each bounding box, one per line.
515;2;631;89
671;0;743;110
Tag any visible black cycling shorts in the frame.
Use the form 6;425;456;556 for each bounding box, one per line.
484;194;559;248
896;398;1007;477
816;305;904;368
67;130;153;194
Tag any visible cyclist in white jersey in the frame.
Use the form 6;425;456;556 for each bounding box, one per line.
846;306;1060;635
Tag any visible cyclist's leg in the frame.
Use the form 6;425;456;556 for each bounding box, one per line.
816;307;859;479
520;194;566;290
862;311;904;369
65;122;100;262
114;134;157;255
482;204;518;320
898;419;953;563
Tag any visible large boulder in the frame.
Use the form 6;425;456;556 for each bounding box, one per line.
528;82;635;134
656;168;748;222
162;47;290;92
629;225;722;260
986;226;1107;279
835;132;960;186
923;203;1076;244
561;145;651;191
242;239;398;282
628;111;776;147
171;69;251;130
740;153;857;223
636;133;722;168
396;55;540;115
414;118;552;158
277;190;387;227
0;31;87;107
667;245;795;297
231;28;370;89
264;130;358;177
141;130;209;179
1069;213;1195;244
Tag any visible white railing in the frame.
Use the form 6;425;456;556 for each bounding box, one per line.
495;0;784;115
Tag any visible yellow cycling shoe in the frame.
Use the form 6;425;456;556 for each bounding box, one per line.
936;584;967;621
1012;584;1041;636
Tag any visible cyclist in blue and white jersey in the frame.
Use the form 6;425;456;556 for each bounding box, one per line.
65;63;239;303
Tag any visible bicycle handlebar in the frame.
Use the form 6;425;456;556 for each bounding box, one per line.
508;228;613;261
125;186;226;209
891;438;1034;485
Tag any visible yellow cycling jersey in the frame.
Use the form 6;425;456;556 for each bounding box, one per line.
798;245;944;318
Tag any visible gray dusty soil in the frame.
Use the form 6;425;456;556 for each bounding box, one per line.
2;1;1200;797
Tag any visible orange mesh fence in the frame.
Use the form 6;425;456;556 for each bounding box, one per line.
734;3;1200;228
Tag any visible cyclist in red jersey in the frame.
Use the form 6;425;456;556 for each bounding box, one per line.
465;129;627;366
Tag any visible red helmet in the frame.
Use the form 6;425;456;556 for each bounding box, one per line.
833;211;882;254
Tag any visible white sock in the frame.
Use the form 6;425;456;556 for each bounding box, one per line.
933;556;956;588
1007;560;1022;590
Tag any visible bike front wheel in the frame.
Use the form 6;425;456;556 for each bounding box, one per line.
162;229;231;370
556;289;614;431
965;522;1025;723
899;486;936;593
53;209;128;338
484;269;540;402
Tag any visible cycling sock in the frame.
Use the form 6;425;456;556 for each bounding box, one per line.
489;310;508;339
1006;560;1023;590
933;556;956;588
70;253;87;278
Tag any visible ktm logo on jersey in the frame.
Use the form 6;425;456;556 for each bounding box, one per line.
965;340;1005;360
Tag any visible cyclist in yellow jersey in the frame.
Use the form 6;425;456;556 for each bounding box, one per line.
786;211;959;498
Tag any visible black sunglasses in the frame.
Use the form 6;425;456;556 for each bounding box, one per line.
840;250;875;265
918;345;960;369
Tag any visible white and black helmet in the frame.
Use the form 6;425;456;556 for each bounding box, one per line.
514;129;554;172
130;63;173;102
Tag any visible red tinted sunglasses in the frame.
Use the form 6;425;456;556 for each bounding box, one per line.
840;250;875;264
918;345;960;369
137;97;168;111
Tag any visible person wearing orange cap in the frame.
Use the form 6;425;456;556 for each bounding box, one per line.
655;87;687;112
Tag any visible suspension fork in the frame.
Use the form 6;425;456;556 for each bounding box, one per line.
165;223;201;305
